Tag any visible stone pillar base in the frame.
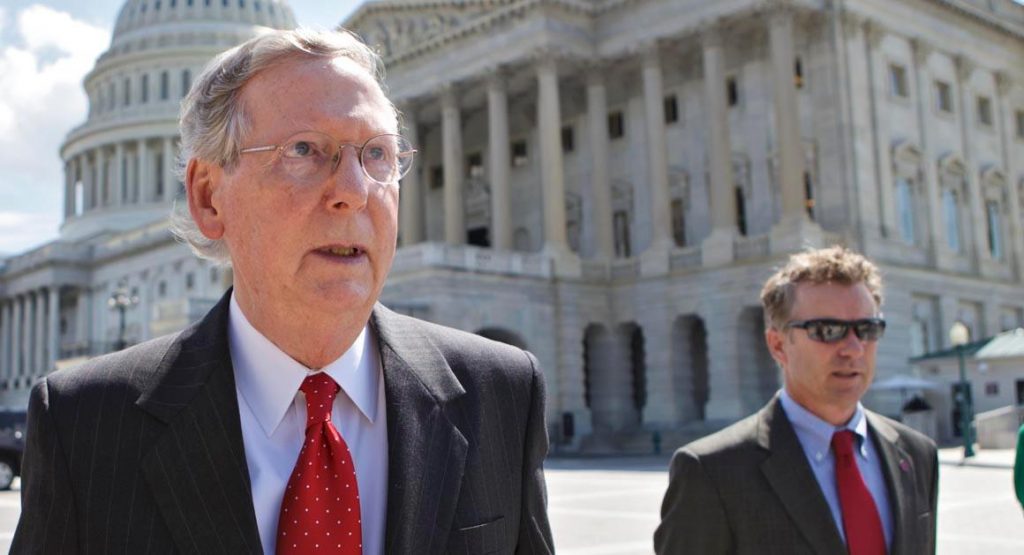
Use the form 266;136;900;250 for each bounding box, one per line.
701;228;736;267
640;239;672;276
543;243;582;277
769;216;826;255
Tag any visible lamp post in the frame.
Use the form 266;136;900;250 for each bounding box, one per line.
108;283;139;352
948;322;975;459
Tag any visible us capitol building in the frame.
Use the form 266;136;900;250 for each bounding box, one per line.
1;0;1022;452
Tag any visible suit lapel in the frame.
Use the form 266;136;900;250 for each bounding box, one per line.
136;291;263;553
758;397;847;555
867;411;916;555
372;305;469;555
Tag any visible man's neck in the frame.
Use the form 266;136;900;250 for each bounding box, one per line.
232;289;371;370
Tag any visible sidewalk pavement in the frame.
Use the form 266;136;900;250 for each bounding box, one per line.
937;446;1015;469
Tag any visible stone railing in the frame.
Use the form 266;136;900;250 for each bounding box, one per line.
391;243;553;278
1;241;92;277
734;234;771;260
669;246;702;271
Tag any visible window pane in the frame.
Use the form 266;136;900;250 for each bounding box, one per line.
943;189;960;252
987;200;1003;258
896;178;915;244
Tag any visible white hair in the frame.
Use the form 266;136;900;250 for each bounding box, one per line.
170;28;394;264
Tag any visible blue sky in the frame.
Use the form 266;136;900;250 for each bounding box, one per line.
0;0;361;257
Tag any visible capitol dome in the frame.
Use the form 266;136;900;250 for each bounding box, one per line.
58;0;297;241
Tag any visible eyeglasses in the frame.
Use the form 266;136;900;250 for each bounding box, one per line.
239;131;416;186
784;318;887;344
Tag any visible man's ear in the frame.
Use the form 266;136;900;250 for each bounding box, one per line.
765;326;788;368
186;158;225;240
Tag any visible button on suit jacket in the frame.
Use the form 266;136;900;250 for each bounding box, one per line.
654;394;938;555
13;291;554;554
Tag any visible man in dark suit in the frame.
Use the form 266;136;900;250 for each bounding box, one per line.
655;246;938;555
14;28;553;555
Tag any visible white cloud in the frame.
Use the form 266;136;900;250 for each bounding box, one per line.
0;5;109;253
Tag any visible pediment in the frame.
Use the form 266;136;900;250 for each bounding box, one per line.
346;1;505;59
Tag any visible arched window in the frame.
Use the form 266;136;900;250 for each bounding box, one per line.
895;177;915;244
943;188;960;252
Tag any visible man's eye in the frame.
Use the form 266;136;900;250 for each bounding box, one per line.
365;146;387;161
818;323;845;339
286;141;317;157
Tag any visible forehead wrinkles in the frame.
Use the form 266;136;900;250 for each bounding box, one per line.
243;57;396;136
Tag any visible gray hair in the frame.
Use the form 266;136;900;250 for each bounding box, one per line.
170;28;394;264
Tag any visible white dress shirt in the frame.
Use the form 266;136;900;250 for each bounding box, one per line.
228;295;388;555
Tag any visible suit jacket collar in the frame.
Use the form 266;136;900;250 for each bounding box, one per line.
134;292;471;554
136;289;263;553
757;394;848;555
866;411;918;555
371;303;469;555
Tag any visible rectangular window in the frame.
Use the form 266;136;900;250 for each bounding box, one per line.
155;153;164;198
664;95;678;124
185;272;195;291
986;200;1003;258
430;165;443;189
935;81;953;113
735;186;747;236
465;152;484;178
1016;110;1024;139
977;96;993;127
123;78;131;106
794;58;804;89
108;83;115;110
608;111;624;139
511;140;528;166
726;77;739;107
561;125;574;153
804;172;815;221
160;71;170;101
141;74;149;103
985;382;999;396
896;177;915;244
182;69;192;98
889;64;908;98
158;281;167;298
943;189;961;252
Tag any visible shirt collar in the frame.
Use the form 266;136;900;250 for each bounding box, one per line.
779;389;870;458
228;293;381;438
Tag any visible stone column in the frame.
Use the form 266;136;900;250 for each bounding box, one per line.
76;289;91;355
586;68;615;259
399;111;423;246
48;287;59;371
440;86;465;245
911;39;944;264
114;142;125;206
769;7;807;222
23;294;34;377
641;44;674;255
487;72;513;251
955;56;987;266
996;72;1024;280
64;160;75;218
639;313;677;427
0;301;10;377
81;155;94;211
703;309;744;420
536;57;570;253
138;138;150;203
10;298;20;378
701;26;738;266
96;147;108;207
163;136;176;200
34;291;45;376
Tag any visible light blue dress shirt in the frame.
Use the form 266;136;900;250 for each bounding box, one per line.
779;389;893;549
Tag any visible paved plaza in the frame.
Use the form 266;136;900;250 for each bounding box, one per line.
0;448;1019;553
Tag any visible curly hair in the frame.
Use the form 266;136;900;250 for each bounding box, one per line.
760;246;883;329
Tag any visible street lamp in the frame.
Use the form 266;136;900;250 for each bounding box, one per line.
108;283;139;352
948;321;975;459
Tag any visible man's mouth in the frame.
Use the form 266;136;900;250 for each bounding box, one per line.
315;245;366;259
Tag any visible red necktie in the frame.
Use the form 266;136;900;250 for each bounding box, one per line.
276;373;362;555
832;430;886;555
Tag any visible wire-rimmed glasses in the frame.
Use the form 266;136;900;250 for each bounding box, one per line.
239;131;416;186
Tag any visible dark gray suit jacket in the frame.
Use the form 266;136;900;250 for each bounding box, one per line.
654;395;938;555
13;292;554;554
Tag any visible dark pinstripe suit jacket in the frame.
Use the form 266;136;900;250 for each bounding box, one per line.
12;292;554;554
654;395;938;555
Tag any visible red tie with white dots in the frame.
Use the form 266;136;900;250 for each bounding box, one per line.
276;373;362;555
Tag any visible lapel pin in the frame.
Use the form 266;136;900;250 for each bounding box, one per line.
899;459;911;472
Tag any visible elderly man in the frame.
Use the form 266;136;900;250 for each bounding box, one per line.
14;29;553;555
655;246;938;555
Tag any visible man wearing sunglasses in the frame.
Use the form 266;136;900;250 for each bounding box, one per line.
656;246;938;554
14;29;553;554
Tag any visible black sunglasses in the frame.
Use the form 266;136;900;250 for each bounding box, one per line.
784;318;887;343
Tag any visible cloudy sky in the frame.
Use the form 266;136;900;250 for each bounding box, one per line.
0;0;361;257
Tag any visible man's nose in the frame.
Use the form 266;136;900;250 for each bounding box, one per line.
325;146;368;211
836;328;867;356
